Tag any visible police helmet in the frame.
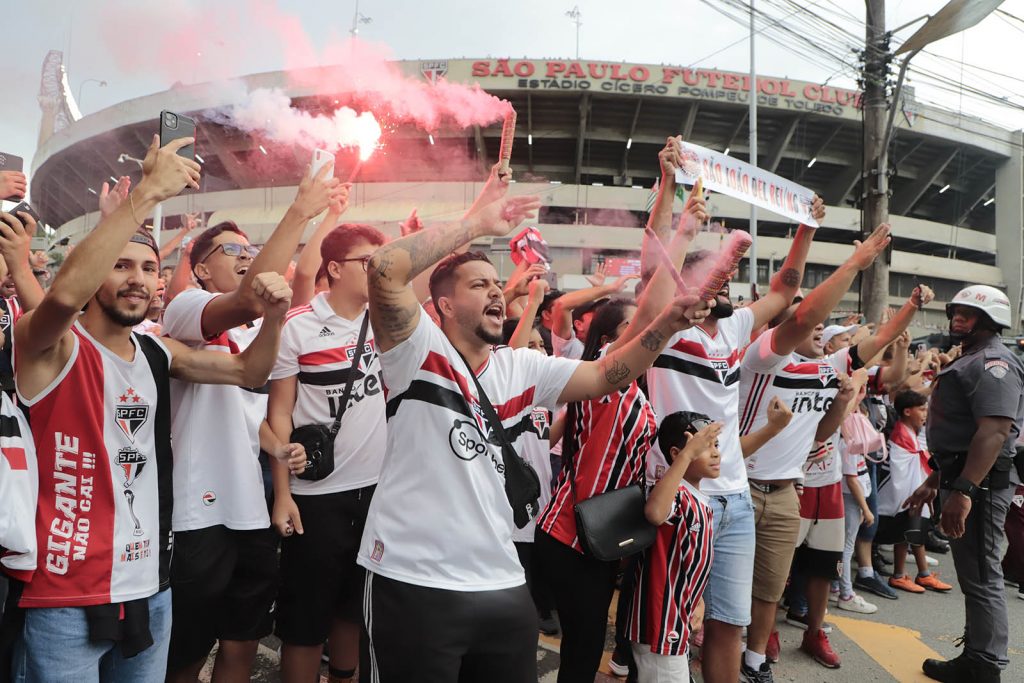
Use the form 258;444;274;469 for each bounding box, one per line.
945;285;1011;329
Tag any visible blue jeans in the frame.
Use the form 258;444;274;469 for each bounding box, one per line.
702;490;756;626
14;589;172;683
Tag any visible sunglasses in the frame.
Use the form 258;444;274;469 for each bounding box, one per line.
200;243;260;264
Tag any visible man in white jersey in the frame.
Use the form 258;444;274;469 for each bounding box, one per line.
632;137;821;683
160;161;345;683
738;228;932;680
360;175;712;683
267;224;388;683
11;136;292;682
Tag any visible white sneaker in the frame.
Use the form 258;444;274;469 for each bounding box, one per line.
926;555;939;567
837;593;878;614
607;657;629;677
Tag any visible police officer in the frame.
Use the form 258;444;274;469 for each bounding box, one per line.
906;284;1024;683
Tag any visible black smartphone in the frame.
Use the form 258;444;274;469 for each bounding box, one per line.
159;111;196;160
0;152;25;202
7;201;40;225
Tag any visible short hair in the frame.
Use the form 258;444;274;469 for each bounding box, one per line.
539;289;564;317
894;390;928;417
189;221;248;273
657;410;713;458
502;318;521;344
428;251;493;321
681;249;713;279
320;223;387;284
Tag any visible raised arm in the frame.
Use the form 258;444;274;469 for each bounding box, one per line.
740;396;793;458
292;195;350;308
645;423;722;524
815;369;868;442
641;136;684;280
509;278;548;349
367;193;541;352
15;136;199;358
195;164;346;337
769;223;891;357
854;286;933;363
746;197;823;329
0;211;45;311
166;273;291;387
550;275;637;340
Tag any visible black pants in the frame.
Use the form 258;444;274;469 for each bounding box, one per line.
514;541;554;614
364;571;538;683
534;530;617;683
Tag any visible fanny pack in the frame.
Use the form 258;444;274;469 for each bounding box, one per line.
291;313;369;481
455;349;541;529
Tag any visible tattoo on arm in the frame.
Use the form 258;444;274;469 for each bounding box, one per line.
640;329;665;352
601;357;631;385
780;267;801;288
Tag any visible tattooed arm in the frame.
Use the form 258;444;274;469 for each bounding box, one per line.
367;193;542;352
746;195;823;330
558;293;710;403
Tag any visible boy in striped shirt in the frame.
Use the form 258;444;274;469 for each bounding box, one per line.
628;412;722;682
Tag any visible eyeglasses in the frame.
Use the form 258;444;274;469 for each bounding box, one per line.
335;255;372;272
200;243;260;264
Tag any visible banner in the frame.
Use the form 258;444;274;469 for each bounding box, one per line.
674;142;819;227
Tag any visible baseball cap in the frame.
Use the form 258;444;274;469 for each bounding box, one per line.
821;324;858;347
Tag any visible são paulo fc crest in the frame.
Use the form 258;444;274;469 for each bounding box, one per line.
117;447;147;487
420;60;448;84
817;363;837;387
115;387;149;443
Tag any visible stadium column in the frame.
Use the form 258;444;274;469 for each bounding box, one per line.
994;130;1024;332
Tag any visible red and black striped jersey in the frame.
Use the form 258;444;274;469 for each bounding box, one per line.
627;480;714;655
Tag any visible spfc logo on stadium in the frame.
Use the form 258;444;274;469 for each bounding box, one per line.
420;60;448;84
117;447;147;487
817;364;836;387
115;387;149;443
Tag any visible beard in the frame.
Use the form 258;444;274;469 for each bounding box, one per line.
709;296;735;319
96;290;149;327
474;323;503;346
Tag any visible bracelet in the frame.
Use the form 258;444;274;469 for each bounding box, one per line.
128;192;143;226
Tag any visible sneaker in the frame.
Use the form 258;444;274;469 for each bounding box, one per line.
889;575;926;594
925;531;950;554
916;573;953;592
607;655;629;677
855;573;899;600
925;554;939;567
800;628;841;669
829;585;840;603
765;630;780;664
784;611;833;633
837;593;878;614
538;613;560;636
740;657;775;683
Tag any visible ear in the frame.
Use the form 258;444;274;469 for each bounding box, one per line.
435;295;456;321
192;262;211;284
326;260;343;281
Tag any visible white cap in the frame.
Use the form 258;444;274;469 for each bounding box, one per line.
822;324;858;347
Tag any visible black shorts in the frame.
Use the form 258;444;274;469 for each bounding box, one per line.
167;525;279;671
364;572;537;683
875;511;929;546
275;485;375;646
793;544;844;581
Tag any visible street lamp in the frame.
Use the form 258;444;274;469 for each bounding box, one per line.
77;79;107;108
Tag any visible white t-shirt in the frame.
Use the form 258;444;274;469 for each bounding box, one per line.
162;289;270;531
358;308;579;591
511;406;553;544
802;438;843;488
552;332;584;360
646;307;755;494
740;328;854;482
270;294;385;495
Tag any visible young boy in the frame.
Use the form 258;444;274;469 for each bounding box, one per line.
876;390;952;593
627;412;722;682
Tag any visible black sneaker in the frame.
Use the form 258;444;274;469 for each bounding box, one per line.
923;654;1000;682
854;573;899;600
538;612;559;636
740;657;774;683
925;530;950;554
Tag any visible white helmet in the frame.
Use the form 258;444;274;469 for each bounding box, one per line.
945;285;1011;329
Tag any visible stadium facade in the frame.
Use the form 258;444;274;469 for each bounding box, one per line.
29;57;1024;333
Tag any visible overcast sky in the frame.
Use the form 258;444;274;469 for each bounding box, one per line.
4;0;1023;172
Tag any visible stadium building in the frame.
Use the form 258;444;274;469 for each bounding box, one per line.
29;55;1024;333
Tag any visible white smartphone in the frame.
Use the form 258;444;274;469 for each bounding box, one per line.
310;148;335;179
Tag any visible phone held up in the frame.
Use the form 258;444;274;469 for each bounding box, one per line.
310;148;335;179
8;201;41;226
0;152;25;202
159;111;197;160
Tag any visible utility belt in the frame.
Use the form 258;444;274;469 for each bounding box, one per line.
932;451;1013;491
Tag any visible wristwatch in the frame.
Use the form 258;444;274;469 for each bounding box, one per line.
950;476;978;500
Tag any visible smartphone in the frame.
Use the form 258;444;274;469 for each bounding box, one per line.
159;111;197;160
310;148;335;179
7;201;40;225
0;152;25;202
543;271;558;289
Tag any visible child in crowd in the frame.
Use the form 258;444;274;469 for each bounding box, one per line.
626;412;722;683
876;390;952;594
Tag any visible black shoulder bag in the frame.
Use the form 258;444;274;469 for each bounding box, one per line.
564;402;656;561
290;313;370;481
455;349;541;529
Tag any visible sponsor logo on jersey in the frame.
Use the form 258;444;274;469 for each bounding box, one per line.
318;326;334;337
115;387;149;443
449;418;490;461
117;447;147;487
202;491;217;506
666;630;680;643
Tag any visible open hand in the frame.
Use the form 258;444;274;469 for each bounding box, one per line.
903;480;938;516
584;262;607;288
138;135;201;201
471;194;542;237
682;422;723;463
850;223;891;271
400;208;423;237
99;176;131;218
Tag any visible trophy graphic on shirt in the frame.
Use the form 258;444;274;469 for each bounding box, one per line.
124;489;144;536
117;447;147;537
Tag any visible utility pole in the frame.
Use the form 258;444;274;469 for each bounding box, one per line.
748;1;758;297
859;0;892;323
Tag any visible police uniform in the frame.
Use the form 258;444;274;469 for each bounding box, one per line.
927;333;1024;673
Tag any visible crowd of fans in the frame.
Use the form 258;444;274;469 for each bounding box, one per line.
0;133;1021;683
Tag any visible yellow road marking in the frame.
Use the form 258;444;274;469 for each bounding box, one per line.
831;614;943;682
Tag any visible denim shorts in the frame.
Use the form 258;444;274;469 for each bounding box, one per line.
701;489;756;626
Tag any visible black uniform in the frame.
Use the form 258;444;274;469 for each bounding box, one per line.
927;334;1024;671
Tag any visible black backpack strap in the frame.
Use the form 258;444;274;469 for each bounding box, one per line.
329;312;370;438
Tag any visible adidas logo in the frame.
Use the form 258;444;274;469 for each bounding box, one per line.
318;326;334;338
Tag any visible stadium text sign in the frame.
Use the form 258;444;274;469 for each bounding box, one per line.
469;60;860;119
674;142;819;227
